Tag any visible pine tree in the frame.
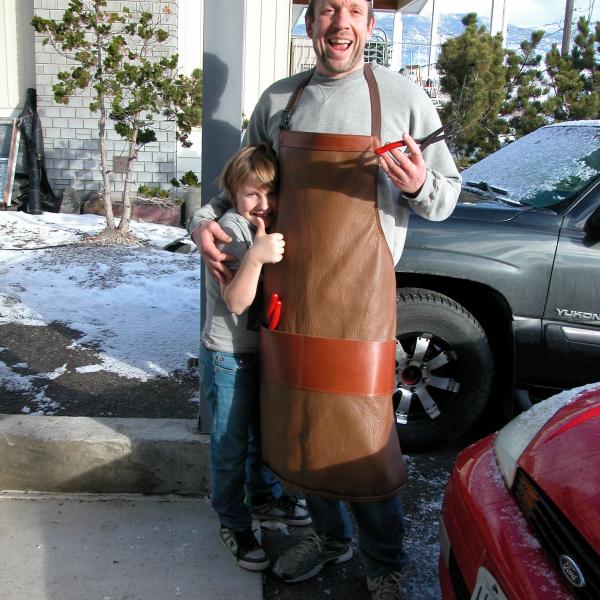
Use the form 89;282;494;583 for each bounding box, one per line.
437;14;507;167
437;14;600;166
543;17;600;121
502;31;548;138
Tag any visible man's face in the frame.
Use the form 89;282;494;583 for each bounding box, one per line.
306;0;375;79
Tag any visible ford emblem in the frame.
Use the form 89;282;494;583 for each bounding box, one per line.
559;555;586;588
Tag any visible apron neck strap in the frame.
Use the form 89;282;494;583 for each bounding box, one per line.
280;64;382;138
363;63;381;139
280;69;314;131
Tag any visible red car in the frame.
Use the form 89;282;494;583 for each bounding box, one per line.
439;384;600;600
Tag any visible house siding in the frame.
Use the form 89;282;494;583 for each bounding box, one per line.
32;0;179;195
0;0;36;117
242;0;292;119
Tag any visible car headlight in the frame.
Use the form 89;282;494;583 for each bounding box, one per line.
494;385;593;488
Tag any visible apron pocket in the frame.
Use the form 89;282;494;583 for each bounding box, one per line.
259;327;396;396
260;327;406;501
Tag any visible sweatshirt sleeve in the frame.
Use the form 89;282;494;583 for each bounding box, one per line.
401;88;461;222
186;190;232;235
218;221;251;272
405;162;461;222
241;90;274;148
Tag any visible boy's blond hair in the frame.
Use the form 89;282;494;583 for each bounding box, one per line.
219;144;278;207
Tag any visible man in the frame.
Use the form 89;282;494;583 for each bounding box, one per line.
189;1;460;598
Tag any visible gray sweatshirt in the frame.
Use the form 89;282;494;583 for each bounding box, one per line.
188;62;461;265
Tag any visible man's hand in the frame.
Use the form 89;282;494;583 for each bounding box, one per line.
191;220;235;284
378;133;427;196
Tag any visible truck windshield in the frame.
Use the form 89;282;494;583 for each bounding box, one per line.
460;123;600;209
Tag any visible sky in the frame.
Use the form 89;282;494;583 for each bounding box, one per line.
422;0;600;27
0;212;200;414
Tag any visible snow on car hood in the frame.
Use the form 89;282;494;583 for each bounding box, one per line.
517;384;600;554
462;124;600;208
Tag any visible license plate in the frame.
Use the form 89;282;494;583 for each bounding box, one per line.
471;567;508;600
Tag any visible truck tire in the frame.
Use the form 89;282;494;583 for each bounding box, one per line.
395;287;494;449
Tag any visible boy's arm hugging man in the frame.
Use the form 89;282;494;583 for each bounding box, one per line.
220;216;284;316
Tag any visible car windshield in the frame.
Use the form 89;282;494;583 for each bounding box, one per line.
460;123;600;209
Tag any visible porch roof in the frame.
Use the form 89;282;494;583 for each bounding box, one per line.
292;0;430;13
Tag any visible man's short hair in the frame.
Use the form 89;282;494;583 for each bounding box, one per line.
219;144;278;205
305;0;374;22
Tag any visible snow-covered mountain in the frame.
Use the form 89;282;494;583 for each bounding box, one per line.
377;12;563;53
293;12;564;57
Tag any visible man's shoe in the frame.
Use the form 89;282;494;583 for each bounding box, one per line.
367;571;404;600
219;526;270;571
272;530;353;583
251;494;312;526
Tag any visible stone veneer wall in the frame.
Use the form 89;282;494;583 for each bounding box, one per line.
32;0;178;197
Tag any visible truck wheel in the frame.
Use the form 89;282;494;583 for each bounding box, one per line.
395;287;494;449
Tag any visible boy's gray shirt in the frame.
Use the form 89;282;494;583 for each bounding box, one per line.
202;209;262;353
188;62;461;265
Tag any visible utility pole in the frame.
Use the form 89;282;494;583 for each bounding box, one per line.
427;0;439;82
490;0;508;42
562;0;575;55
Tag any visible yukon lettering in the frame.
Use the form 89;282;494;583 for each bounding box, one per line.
556;309;600;321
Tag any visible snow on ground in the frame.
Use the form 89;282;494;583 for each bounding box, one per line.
0;212;200;386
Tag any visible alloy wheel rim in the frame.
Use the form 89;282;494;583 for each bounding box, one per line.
394;332;461;426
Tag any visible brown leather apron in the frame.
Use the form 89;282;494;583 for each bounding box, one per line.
260;65;406;501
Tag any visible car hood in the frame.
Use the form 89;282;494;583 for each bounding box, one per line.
518;389;600;553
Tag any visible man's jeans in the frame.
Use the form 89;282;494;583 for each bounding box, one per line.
200;346;282;531
307;495;408;578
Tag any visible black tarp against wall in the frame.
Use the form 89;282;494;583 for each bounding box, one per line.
17;88;59;213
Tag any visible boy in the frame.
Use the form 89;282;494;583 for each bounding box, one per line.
200;144;310;571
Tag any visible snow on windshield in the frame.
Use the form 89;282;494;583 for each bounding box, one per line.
462;124;600;208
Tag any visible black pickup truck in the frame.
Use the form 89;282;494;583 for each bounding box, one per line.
393;121;600;447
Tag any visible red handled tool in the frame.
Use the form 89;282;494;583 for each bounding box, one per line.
267;293;282;330
374;123;456;156
267;293;279;321
269;300;282;330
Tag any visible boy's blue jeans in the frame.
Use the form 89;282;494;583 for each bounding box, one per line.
200;346;282;531
306;495;408;579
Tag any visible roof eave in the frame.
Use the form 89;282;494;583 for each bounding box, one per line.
292;0;430;14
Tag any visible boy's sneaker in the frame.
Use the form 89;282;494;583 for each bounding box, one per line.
219;526;270;571
251;494;312;526
272;530;353;582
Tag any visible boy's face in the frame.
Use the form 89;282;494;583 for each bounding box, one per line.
234;181;277;229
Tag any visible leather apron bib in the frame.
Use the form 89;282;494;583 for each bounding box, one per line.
260;65;406;501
